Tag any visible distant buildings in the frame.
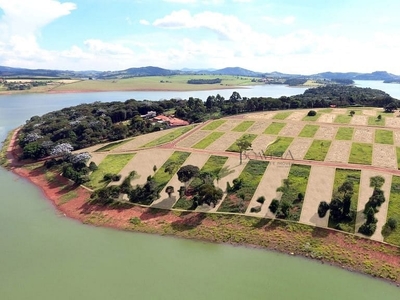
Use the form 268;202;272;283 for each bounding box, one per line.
141;111;190;127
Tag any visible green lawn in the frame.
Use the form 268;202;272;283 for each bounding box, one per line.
347;109;362;115
302;113;320;121
218;160;269;213
298;124;319;138
95;138;133;152
328;169;361;233
397;147;400;169
193;132;225;149
304;140;331;161
273;111;292;120
348;142;372;165
190;155;229;188
226;134;258;152
142;126;194;147
202;120;226;130
265;137;294;157
263;122;286;135
375;129;394;144
334;114;352;124
335;127;354;140
88;153;135;189
318;108;333;113
368;116;385;126
232;121;255;132
384;176;400;246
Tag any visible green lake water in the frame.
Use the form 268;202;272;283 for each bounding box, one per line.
0;87;399;299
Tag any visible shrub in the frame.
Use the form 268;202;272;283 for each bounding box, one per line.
250;206;261;213
318;201;330;218
256;196;265;204
307;110;317;116
129;217;141;225
89;161;98;171
112;174;121;181
103;173;113;181
358;223;377;236
269;199;280;214
387;217;397;230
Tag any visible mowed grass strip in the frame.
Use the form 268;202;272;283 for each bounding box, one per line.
142;125;194;147
329;169;361;233
302;112;320;121
368;116;385;126
263;122;286;135
397;147;400;169
304;140;331;161
334;114;352;124
298;124;319;138
265;137;293;157
95;138;133;152
273;111;292;120
375;129;394;144
88;153;135;189
348;142;372;165
202;120;226;130
226;134;258;152
153;151;191;189
384;176;400;246
218;160;269;213
193;132;225;149
335;127;354;140
232;121;255;132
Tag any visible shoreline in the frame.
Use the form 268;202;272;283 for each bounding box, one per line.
2;129;400;286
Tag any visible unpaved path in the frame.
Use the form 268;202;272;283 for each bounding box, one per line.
300;166;335;227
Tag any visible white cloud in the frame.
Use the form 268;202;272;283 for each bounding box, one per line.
263;15;295;25
163;0;197;3
139;19;150;25
84;39;134;56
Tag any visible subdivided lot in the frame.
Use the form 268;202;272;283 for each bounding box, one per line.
88;153;135;190
348;142;373;165
226;134;258;152
384;116;400;128
328;168;361;233
263;122;286;135
302;112;320;122
94;138;133;152
202;120;226;130
304;140;331;161
368;116;385;126
246;120;271;134
372;144;397;169
314;126;336;140
192;132;225;149
176;130;210;148
335;127;354;140
142;125;194;147
265;137;293;157
385;176;400;245
397;147;400;169
218;160;269;213
232;121;255;132
273;111;292;120
334;114;352;124
353;128;374;143
375;129;394;144
349;115;368;126
298;124;319;138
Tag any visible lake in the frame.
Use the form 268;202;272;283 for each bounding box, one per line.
0;82;399;299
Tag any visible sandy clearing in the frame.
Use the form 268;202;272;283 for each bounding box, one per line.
392;130;400;146
300;166;335;227
287;138;313;160
88;152;109;166
279;123;303;137
353;128;374;143
286;111;307;121
246;120;271;134
355;170;392;242
176;130;210;148
350;115;368;126
243;112;277;119
331;108;348;114
372;144;397;169
113;130;172;151
217;119;243;131
385;117;400;128
250;135;277;154
206;131;242;151
362;110;377;117
314;126;337;140
151;152;210;209
325;140;351;163
317;113;336;123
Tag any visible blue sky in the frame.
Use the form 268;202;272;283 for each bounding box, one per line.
0;0;399;74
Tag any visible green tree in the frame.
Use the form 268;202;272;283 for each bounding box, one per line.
236;136;252;164
177;165;200;188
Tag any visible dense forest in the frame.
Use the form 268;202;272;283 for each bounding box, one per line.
187;78;222;84
18;85;397;160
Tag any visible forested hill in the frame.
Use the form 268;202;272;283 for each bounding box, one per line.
18;85;397;159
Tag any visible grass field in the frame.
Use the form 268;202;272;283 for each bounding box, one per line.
263;122;286;135
273;111;292;120
374;129;394;144
88;153;135;189
202;120;226;130
384;176;400;245
232;121;255;132
226;134;258;152
348;142;373;165
329;169;361;233
265;137;294;157
335;127;354;140
334;114;352;124
397;147;400;169
302;113;320;121
193;132;225;149
95;139;133;152
318;108;333;113
298;124;319;138
368;116;385;126
304;140;331;161
190;155;229;188
218;160;269;213
142;126;194;147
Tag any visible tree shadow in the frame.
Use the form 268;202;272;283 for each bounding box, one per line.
171;213;207;231
311;227;330;238
151;196;177;209
140;207;170;221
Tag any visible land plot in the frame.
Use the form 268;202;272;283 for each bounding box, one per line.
302;113;320;122
244;111;277;119
193;132;224;149
246;120;271;134
329;168;361;233
232;121;255;132
317;114;336;123
300;166;335;227
265;137;294;157
335;127;354;140
314;126;337;140
250;135;279;156
331;108;348;114
206;131;242;151
217;119;243;131
286;111;307;121
279;123;303;137
88;153;108;166
115;130;173;151
176;130;210;148
355;170;391;242
349;115;368;126
393;131;400;146
385;176;400;245
218;160;269;213
287;138;313;160
384;116;400;128
142;126;195;148
372;144;397;169
95;138;133;152
226;134;258;152
362;109;377;117
273;111;292;120
368;116;385;126
325;140;351;163
318;108;333;113
375;129;394;144
202;120;226;130
263;122;286;135
334;114;352;124
298;124;319;138
353;128;374;143
348;142;373;165
304;140;331;161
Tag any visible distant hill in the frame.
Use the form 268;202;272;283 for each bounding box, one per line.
315;71;400;81
211;67;262;77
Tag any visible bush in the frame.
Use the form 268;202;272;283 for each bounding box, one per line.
318;201;330;218
129;217;141;225
256;196;265;204
112;174;121;182
269;199;280;214
358;223;377;236
250;206;261;213
307;110;317;116
387;217;397;230
89;161;98;171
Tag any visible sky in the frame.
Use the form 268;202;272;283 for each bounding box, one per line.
0;0;400;74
